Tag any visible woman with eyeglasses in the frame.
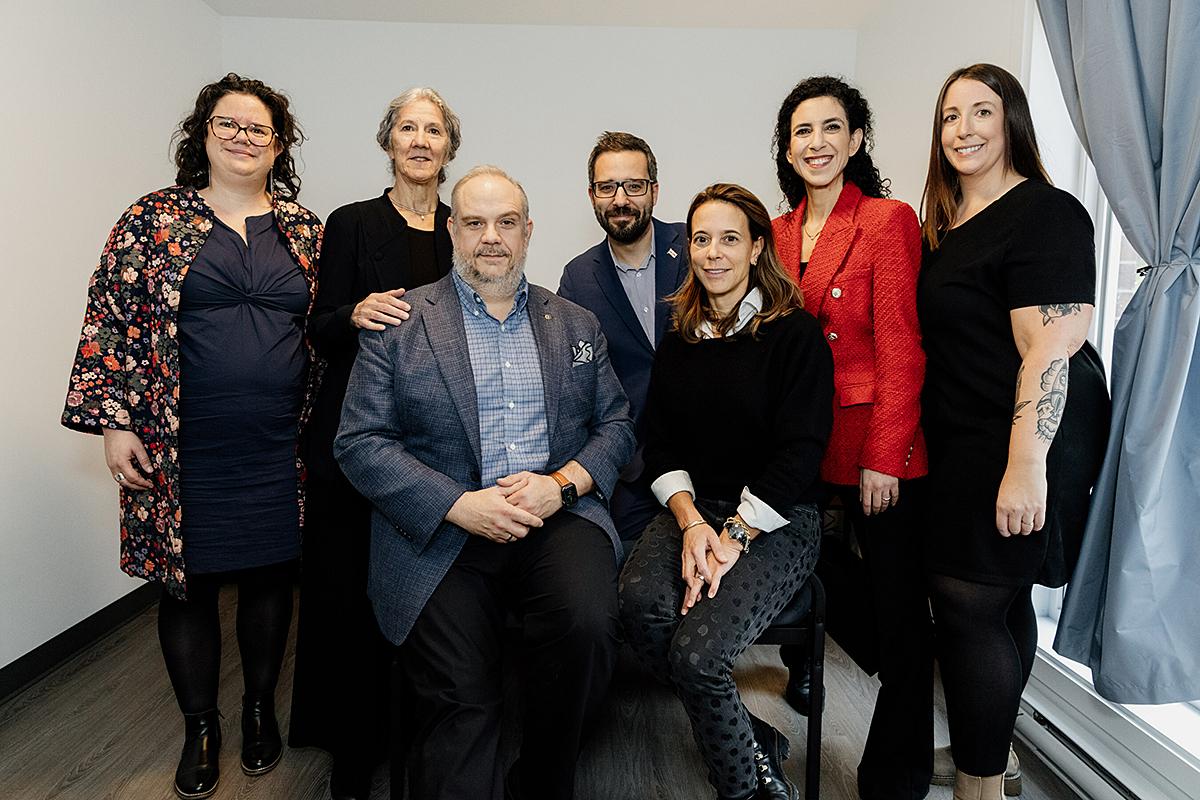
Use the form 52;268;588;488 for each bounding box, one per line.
287;87;460;800
620;183;833;800
62;73;321;799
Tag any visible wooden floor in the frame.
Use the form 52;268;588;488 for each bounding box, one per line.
0;588;1079;800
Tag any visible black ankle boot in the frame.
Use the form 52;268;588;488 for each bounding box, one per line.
240;694;282;776
749;714;798;800
175;709;221;799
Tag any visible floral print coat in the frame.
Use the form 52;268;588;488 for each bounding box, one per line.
62;186;323;598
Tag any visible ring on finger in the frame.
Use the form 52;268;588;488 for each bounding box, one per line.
113;472;125;483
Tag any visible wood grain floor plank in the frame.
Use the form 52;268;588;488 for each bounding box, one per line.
0;588;1080;800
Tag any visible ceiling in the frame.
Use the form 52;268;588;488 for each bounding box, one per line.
200;0;882;29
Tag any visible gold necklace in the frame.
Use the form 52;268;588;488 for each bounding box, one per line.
803;209;828;241
389;192;434;220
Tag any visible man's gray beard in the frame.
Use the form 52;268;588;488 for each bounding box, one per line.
595;204;653;245
452;248;527;298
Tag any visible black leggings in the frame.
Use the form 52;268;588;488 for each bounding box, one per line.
928;574;1035;777
157;561;296;715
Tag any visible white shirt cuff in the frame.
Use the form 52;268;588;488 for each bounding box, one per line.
651;470;695;507
737;487;789;532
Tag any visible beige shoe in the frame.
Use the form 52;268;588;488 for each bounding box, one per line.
953;770;1005;800
931;744;1022;796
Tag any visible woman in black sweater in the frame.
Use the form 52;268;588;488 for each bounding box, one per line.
619;183;833;800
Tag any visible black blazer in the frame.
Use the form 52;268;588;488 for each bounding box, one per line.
304;190;452;479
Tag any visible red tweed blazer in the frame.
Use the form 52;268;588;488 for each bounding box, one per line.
773;181;927;486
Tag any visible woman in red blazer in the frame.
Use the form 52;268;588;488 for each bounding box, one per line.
771;76;932;800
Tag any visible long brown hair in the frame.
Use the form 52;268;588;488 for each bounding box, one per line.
671;183;802;343
920;63;1050;249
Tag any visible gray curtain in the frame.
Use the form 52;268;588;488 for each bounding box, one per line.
1038;0;1200;704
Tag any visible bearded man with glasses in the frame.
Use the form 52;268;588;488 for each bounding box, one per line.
558;131;689;552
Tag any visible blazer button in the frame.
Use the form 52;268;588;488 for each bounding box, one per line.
831;287;843;298
827;332;838;341
373;252;384;261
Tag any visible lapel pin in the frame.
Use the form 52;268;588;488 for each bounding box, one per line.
667;248;678;259
544;314;552;320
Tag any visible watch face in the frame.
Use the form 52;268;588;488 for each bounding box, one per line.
561;483;578;508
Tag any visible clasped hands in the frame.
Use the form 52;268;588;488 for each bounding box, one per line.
446;471;562;544
679;521;746;616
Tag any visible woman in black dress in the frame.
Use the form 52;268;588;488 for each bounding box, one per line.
63;74;321;799
918;64;1109;800
288;87;459;800
619;184;833;800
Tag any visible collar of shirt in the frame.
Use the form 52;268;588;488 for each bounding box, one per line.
608;227;656;274
698;286;764;339
451;269;530;323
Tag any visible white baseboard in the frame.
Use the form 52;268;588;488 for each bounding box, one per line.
1021;633;1200;800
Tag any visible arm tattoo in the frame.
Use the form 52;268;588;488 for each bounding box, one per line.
1012;364;1029;425
1039;303;1081;326
1035;358;1069;442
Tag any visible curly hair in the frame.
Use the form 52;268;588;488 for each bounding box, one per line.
772;75;889;209
670;183;802;343
173;73;305;199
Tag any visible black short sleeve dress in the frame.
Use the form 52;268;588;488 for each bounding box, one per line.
918;180;1111;587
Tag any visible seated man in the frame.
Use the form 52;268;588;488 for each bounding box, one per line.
335;164;635;800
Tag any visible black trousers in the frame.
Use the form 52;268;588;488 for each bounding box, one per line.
620;500;821;799
610;473;660;555
786;482;933;800
400;512;620;800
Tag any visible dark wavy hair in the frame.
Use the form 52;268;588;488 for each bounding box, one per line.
921;63;1050;248
772;76;889;209
671;183;802;343
173;73;305;199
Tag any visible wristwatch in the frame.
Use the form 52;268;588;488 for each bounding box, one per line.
550;471;578;509
724;516;751;554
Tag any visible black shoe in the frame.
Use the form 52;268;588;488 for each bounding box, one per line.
240;694;282;776
783;663;824;717
175;709;221;799
330;756;373;800
749;714;799;800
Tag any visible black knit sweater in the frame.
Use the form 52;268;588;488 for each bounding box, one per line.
643;309;834;510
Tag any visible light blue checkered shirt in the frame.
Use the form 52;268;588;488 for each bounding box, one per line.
452;271;550;487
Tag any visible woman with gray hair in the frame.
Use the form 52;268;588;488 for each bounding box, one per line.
288;86;461;800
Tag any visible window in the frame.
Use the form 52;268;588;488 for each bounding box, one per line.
1020;11;1200;799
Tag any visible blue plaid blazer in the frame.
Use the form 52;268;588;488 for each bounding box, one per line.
335;273;636;644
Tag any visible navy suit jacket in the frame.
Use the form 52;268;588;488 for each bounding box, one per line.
558;218;688;474
335;274;636;645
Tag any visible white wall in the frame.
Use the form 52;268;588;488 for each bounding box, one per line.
855;0;1031;208
0;0;221;669
3;2;1038;672
221;19;858;288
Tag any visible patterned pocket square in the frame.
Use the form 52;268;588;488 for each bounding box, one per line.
571;340;594;365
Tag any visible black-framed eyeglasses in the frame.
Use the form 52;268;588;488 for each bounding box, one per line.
590;179;654;198
207;116;276;147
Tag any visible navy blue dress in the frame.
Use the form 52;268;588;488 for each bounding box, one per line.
178;212;309;574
